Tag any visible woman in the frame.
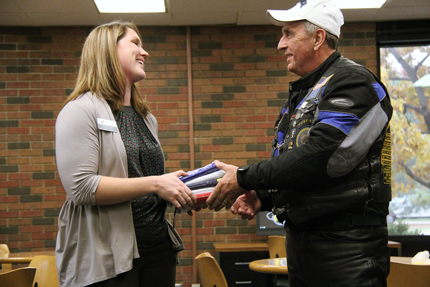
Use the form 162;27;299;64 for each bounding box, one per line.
55;21;196;287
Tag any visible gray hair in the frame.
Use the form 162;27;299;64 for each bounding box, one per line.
302;21;339;50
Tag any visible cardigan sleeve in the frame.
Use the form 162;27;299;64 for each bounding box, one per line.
55;97;102;205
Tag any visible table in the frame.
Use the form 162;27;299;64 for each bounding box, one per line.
249;255;410;276
214;242;272;286
388;240;402;256
0;250;55;265
213;242;269;252
214;241;400;254
390;256;413;264
249;257;288;275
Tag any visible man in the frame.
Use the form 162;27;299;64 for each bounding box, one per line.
206;0;393;286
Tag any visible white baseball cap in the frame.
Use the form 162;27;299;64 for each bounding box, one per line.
267;0;344;38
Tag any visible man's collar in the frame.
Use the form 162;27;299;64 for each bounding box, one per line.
290;51;340;90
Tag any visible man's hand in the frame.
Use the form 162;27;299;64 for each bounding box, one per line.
231;190;261;220
206;160;249;211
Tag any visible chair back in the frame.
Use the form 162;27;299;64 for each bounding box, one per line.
268;235;287;258
195;252;228;287
387;259;430;287
0;267;36;287
0;244;11;270
0;244;9;255
29;255;60;287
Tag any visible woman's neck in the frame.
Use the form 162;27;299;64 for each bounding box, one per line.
123;86;132;106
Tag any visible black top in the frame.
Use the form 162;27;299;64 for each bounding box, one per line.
115;105;171;254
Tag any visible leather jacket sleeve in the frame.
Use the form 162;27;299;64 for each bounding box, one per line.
237;66;391;193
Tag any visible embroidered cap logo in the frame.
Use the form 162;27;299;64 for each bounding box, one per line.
300;0;307;8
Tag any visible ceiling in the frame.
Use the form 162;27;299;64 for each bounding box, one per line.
0;0;429;27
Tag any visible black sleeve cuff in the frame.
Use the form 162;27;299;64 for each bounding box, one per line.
237;165;252;189
237;164;260;190
255;189;274;212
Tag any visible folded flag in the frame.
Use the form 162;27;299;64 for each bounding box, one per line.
192;187;214;206
184;170;225;189
179;162;219;183
179;162;225;211
187;178;220;190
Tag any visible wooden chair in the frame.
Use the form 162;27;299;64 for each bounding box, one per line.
29;255;60;287
268;236;289;287
195;252;228;287
268;235;287;258
387;258;430;287
0;267;36;287
0;244;11;270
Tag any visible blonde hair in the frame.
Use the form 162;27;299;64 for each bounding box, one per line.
65;20;150;117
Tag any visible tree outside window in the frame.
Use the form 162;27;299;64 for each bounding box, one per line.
380;45;430;235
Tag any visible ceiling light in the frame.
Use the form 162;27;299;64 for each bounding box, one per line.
331;0;386;9
94;0;166;13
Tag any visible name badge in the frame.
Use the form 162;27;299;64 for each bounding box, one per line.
97;118;118;133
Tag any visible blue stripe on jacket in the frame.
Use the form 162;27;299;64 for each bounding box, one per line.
317;111;359;135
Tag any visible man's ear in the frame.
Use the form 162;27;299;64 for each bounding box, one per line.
314;29;326;50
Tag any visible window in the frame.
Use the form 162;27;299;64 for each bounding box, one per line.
380;44;430;235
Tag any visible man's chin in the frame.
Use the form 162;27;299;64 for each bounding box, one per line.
287;65;296;75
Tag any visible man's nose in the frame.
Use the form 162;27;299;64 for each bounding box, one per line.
277;36;287;51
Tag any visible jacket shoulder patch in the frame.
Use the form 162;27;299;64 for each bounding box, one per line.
328;98;354;107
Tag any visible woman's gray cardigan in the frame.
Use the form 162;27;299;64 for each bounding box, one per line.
55;92;161;287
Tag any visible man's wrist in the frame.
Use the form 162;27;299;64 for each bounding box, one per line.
237;165;251;190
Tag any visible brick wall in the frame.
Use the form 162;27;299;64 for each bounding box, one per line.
0;22;377;286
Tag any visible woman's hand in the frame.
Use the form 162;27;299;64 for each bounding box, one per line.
154;170;196;210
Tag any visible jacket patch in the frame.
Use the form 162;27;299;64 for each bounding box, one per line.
328;98;354;107
296;126;310;146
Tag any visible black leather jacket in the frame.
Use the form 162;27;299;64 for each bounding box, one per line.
237;51;393;228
